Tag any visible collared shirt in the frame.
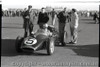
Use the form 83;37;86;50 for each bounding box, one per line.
57;11;69;23
70;12;79;28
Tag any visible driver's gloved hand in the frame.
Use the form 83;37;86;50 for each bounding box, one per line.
30;32;35;37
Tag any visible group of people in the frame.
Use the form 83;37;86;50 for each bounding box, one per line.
22;5;79;46
56;8;79;45
2;9;23;17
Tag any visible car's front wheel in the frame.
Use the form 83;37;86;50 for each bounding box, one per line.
15;36;23;53
47;38;55;55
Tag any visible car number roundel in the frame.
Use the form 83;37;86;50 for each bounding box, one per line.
24;38;37;45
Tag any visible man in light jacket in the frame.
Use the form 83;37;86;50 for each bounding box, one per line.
69;8;79;44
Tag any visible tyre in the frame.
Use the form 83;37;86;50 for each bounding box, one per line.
47;38;55;55
15;36;23;53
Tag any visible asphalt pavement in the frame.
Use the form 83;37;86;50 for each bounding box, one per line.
1;16;99;67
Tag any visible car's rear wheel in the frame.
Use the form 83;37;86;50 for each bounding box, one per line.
47;38;55;55
15;36;23;53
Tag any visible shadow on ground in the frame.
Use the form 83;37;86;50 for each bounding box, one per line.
65;44;99;57
1;39;50;56
1;39;18;56
1;39;99;57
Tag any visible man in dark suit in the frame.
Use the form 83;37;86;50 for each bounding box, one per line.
22;5;34;37
57;8;69;46
37;8;49;28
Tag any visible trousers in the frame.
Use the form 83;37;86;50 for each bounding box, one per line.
23;19;34;37
70;25;78;43
59;22;66;43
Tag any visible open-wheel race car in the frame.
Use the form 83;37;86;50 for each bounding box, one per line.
15;25;59;55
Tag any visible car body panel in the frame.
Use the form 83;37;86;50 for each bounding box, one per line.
21;34;50;51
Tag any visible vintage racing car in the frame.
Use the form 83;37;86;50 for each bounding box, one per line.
15;25;59;55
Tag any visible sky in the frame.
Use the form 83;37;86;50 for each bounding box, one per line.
2;0;100;11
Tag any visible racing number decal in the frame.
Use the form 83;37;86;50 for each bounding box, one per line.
26;39;33;44
24;38;37;45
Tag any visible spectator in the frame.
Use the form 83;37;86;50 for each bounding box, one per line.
50;8;57;25
57;8;69;46
93;12;99;24
37;7;49;29
69;8;79;44
22;5;33;37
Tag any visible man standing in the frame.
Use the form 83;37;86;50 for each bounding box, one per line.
69;8;79;44
93;12;99;24
57;8;69;46
22;5;34;37
50;8;56;25
37;8;49;28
